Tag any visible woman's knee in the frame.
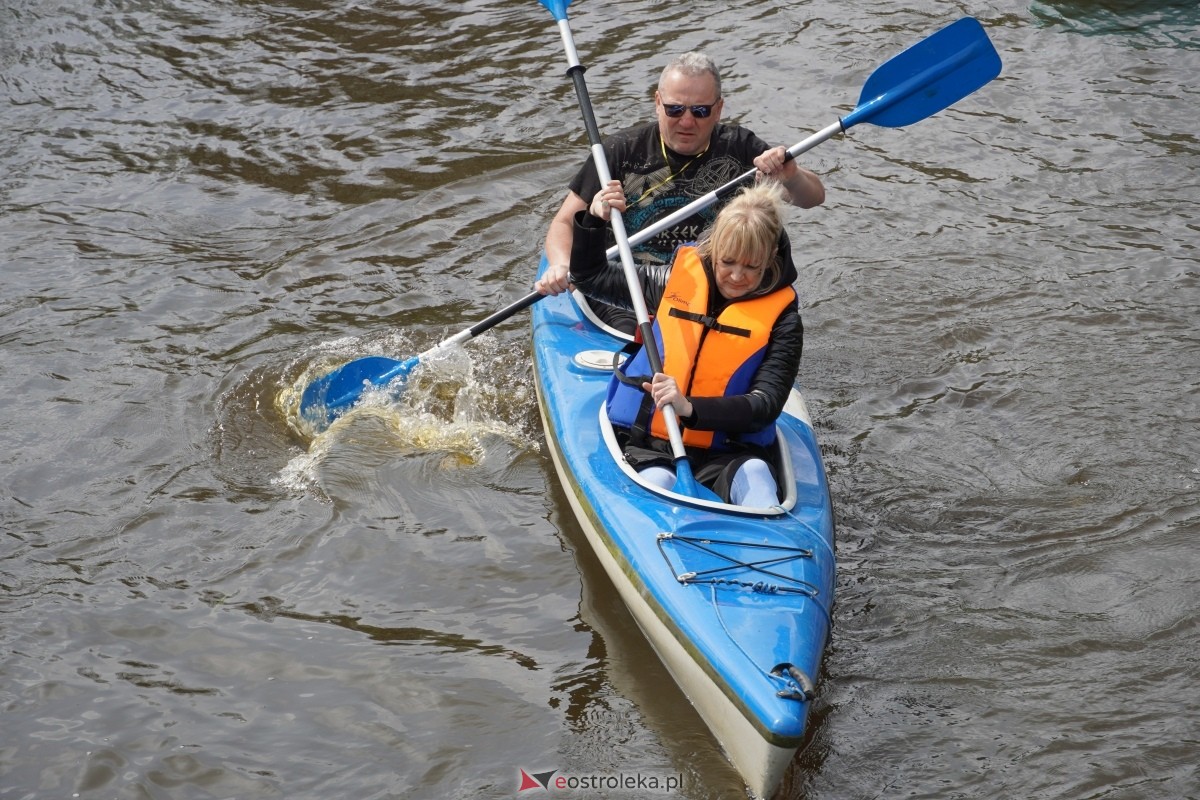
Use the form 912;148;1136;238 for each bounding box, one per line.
639;466;676;491
730;458;778;506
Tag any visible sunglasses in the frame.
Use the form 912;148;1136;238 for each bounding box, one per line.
662;102;717;119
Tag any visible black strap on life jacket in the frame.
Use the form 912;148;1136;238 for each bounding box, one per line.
611;313;650;387
667;307;751;338
602;307;655;448
612;356;651;387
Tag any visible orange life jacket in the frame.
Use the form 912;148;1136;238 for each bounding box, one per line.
606;246;795;449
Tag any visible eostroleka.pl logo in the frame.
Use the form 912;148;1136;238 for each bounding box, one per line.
517;768;682;794
518;769;559;792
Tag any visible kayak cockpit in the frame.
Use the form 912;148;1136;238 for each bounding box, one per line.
596;398;801;518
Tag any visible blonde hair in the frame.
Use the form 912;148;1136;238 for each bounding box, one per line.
695;181;788;294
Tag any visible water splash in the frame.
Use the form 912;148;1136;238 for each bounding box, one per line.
274;331;539;494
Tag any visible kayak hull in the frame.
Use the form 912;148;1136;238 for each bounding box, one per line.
531;258;835;798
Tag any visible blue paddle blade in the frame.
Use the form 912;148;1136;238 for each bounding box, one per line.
843;17;1002;130
537;0;572;21
297;292;544;430
299;355;419;428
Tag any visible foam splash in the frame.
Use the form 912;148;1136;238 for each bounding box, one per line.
273;333;538;494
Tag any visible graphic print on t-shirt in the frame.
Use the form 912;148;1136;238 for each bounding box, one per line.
621;154;750;265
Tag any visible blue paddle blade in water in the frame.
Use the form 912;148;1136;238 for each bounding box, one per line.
844;17;1002;130
296;293;544;429
299;355;418;428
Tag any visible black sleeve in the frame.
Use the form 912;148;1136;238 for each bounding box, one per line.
569;211;673;310
685;303;803;433
568;210;610;280
568;153;600;205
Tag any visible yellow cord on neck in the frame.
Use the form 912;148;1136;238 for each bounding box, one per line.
627;135;709;209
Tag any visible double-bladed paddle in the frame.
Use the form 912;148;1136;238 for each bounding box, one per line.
298;14;1001;431
538;0;716;499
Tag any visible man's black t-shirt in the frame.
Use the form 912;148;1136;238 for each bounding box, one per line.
568;121;774;265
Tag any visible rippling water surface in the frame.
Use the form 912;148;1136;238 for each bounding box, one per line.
2;1;1196;798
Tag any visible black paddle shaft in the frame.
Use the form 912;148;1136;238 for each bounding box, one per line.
466;291;543;338
566;64;668;377
566;66;605;150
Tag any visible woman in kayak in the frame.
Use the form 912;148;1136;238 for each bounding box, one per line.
569;180;803;507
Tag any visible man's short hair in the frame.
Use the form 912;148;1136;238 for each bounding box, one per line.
659;52;723;99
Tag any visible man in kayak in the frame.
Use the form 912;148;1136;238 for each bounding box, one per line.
534;51;824;333
568;179;801;507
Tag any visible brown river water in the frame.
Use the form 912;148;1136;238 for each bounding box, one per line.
2;1;1197;798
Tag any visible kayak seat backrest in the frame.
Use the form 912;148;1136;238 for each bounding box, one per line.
571;290;637;343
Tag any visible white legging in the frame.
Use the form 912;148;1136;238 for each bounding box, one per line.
640;458;779;507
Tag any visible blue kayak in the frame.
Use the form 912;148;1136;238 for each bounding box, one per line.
531;257;836;798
